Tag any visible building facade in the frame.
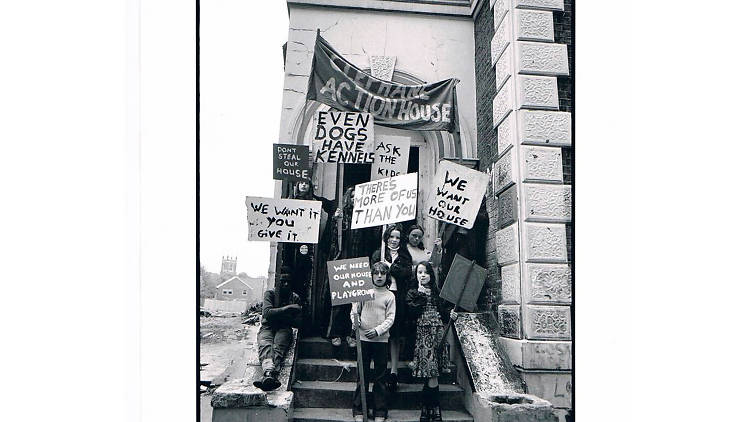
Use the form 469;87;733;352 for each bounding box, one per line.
271;0;573;418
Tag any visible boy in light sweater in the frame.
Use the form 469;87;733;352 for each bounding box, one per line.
350;261;396;422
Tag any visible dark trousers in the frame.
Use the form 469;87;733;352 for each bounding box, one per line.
352;341;388;417
326;303;353;338
257;326;292;373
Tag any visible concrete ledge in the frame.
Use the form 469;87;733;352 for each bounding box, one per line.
212;329;298;422
513;0;564;12
467;392;557;422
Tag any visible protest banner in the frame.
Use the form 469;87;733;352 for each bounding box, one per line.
245;196;322;243
351;172;418;229
307;34;459;132
327;257;376;306
439;253;487;312
425;159;490;229
370;136;410;181
312;110;374;164
272;143;310;182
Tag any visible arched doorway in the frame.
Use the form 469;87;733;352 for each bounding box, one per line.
284;69;468;333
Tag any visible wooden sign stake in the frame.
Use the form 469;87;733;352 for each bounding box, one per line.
355;302;368;419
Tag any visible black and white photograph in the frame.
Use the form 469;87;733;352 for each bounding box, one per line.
8;1;750;422
200;1;574;421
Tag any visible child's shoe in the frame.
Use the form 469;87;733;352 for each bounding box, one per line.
352;414;363;422
375;417;386;422
346;336;357;348
331;337;342;346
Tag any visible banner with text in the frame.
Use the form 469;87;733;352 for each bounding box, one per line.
327;257;376;306
351;172;418;229
273;143;310;182
245;197;322;243
312;110;374;163
370;136;410;181
425;160;489;229
307;34;458;132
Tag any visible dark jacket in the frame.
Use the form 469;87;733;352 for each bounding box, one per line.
405;289;452;323
371;247;413;291
260;290;302;330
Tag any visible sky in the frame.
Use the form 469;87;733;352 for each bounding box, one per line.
200;2;289;276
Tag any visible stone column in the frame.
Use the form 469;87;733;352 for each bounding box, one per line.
488;0;572;419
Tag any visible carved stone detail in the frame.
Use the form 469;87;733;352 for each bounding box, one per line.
498;304;522;339
515;10;554;42
524;305;571;340
525;184;571;222
493;81;513;127
513;0;564;11
517;75;558;110
491;17;510;65
498;184;518;228
501;263;521;304
516;42;569;76
494;0;509;30
495;223;519;266
495;48;512;91
525;263;572;304
497;111;515;156
369;56;396;82
521;146;563;183
493;148;516;194
525;223;567;262
518;110;572;146
523;341;572;370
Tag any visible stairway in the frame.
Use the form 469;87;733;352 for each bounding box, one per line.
292;337;474;422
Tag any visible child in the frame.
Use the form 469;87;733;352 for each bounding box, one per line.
406;261;457;422
350;261;395;422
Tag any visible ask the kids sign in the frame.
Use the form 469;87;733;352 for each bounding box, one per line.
245;197;322;243
327;257;375;306
312;110;374;164
425;160;489;229
307;34;458;132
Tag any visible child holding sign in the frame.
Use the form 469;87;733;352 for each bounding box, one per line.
350;262;395;422
406;261;457;422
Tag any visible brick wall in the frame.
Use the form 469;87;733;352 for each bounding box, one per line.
473;0;500;312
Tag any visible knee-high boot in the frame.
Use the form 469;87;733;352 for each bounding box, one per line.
419;382;430;422
427;385;442;422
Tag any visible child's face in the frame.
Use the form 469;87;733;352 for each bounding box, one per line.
416;264;431;287
298;181;310;193
372;266;388;287
408;229;423;247
387;230;401;249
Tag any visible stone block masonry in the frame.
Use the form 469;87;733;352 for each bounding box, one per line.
476;0;573;417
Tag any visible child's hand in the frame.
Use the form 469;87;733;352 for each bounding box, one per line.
334;207;343;219
417;284;430;295
364;329;378;339
434;238;442;252
450;310;458;321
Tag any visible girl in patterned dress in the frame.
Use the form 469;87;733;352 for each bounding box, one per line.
406;261;457;422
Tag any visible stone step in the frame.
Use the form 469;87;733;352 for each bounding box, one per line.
291;381;464;410
295;358;456;384
298;337;418;360
293;408;473;422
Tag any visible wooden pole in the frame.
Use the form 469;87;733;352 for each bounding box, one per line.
354;303;368;419
439;259;475;347
336;163;344;259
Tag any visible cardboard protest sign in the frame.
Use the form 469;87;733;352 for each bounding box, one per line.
439;254;487;312
426;159;490;229
245;197;322;243
370;136;410;181
312;110;375;164
327;257;376;306
351;172;418;229
272;143;310;182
